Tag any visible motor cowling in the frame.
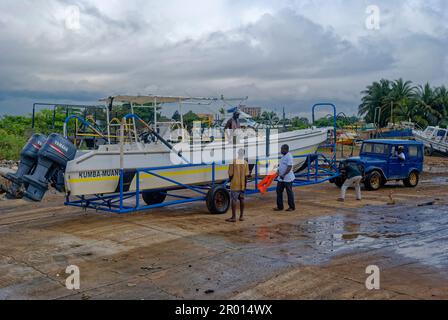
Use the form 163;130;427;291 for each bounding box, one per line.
5;134;47;199
23;133;77;202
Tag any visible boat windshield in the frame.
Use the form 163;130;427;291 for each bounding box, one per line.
361;143;389;155
435;129;448;142
424;127;436;136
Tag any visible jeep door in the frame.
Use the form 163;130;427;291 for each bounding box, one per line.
406;145;423;173
388;145;406;179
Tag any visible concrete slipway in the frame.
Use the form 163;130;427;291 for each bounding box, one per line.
0;157;447;300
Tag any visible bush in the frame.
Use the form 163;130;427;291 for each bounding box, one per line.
0;109;63;160
0;129;28;160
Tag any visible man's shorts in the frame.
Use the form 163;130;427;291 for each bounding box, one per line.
231;191;245;201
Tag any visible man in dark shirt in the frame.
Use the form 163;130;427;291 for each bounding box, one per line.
225;111;241;130
225;111;241;144
338;161;363;202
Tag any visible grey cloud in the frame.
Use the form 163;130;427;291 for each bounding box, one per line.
128;10;395;81
0;1;446;116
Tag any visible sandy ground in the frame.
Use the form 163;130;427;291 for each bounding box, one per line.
0;156;447;300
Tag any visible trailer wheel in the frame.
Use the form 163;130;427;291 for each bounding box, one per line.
403;171;419;188
364;171;382;191
206;185;230;215
142;190;167;205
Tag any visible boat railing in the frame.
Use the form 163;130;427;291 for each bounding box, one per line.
63;115;109;145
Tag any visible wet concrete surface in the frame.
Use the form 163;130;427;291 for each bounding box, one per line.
0;157;447;300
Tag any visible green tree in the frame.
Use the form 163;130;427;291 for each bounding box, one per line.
385;79;416;124
432;85;448;126
291;117;310;129
172;111;181;122
260;111;279;126
182;111;200;129
359;79;448;128
358;79;392;126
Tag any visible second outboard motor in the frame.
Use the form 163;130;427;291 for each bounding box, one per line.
51;170;66;193
5;134;47;199
23;133;77;202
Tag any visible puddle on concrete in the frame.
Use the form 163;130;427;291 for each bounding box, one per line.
421;177;448;186
424;166;448;174
212;204;448;270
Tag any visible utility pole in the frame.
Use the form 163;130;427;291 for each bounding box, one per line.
391;101;394;125
283;107;286;130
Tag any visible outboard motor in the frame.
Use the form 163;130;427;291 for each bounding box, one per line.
23;133;77;202
5;134;47;199
51;170;66;193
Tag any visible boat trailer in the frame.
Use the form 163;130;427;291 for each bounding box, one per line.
64;103;339;214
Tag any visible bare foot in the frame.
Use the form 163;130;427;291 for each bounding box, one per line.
226;218;237;223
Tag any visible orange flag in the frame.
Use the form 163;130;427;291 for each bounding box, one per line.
258;173;278;194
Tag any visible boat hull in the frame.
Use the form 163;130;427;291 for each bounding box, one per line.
65;128;328;196
414;130;448;154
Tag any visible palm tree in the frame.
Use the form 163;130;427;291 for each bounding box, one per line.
393;103;429;128
358;79;391;126
260;111;279;126
384;79;416;125
359;79;418;127
413;83;440;126
434;86;448;126
360;80;448;128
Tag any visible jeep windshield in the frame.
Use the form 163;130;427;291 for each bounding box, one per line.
361;143;389;155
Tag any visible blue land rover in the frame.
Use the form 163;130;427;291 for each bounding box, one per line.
334;140;424;191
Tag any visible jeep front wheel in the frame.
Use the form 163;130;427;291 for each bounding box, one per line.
403;171;419;188
364;171;382;191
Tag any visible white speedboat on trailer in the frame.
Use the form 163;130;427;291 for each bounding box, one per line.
63;95;330;197
64;127;328;196
413;126;448;155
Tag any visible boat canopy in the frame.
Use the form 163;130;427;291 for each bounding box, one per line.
100;95;249;106
100;95;191;106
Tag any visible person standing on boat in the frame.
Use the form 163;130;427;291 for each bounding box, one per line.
225;111;241;144
227;149;250;223
274;144;296;212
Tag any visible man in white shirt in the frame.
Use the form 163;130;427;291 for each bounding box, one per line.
397;146;406;161
274;144;296;212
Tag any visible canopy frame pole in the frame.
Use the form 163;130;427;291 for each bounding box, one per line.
130;102;138;144
179;98;185;141
154;97;158;134
106;106;111;144
120;118;125;170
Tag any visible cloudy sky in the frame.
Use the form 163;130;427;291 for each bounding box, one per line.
0;0;447;117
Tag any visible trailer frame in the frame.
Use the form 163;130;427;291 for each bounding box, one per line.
64;103;339;214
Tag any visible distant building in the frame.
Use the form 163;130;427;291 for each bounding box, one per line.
241;107;262;118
